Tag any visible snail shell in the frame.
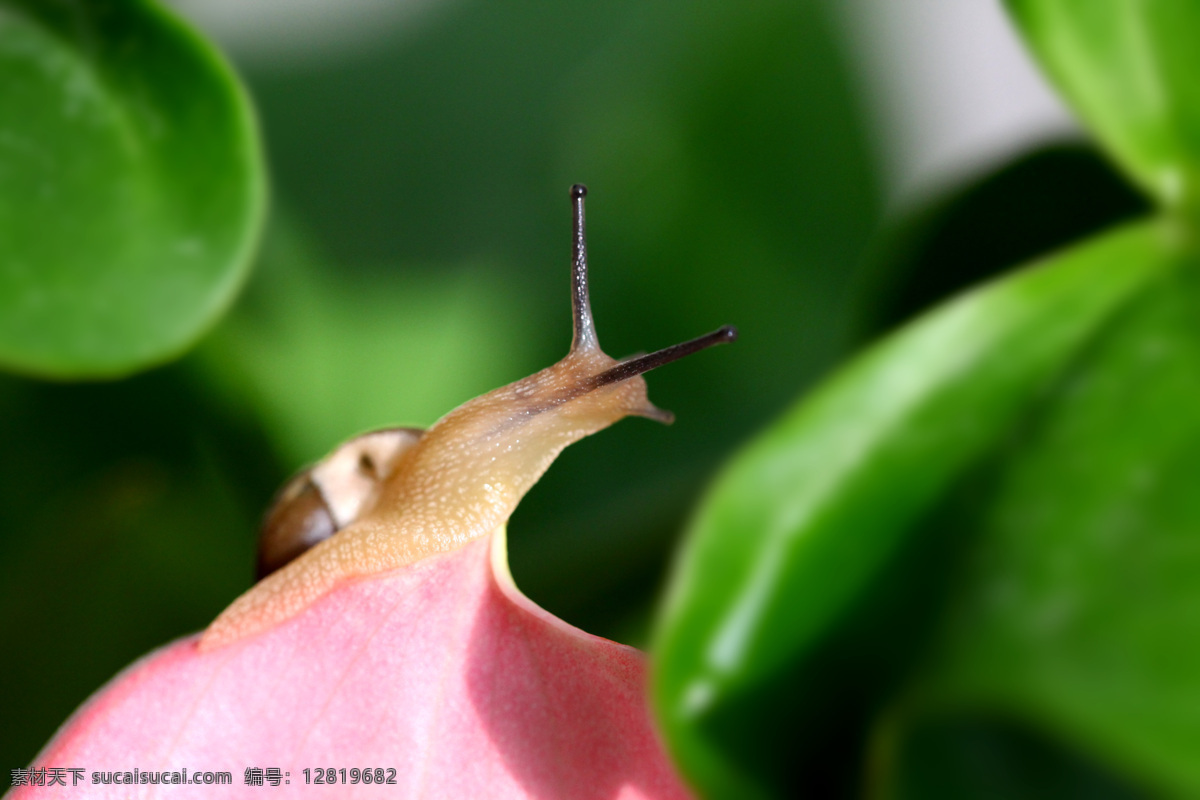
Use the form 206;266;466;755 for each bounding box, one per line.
257;427;424;578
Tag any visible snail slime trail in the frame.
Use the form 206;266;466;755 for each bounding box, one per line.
202;184;737;649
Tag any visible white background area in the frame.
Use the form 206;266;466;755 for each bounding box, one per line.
832;0;1080;206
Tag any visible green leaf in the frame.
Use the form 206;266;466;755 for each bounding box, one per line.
652;222;1175;798
1006;0;1200;212
883;715;1146;800
911;248;1200;795
0;0;265;378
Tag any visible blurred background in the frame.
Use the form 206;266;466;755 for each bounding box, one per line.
0;0;1151;788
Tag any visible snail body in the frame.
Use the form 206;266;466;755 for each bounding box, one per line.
202;185;735;650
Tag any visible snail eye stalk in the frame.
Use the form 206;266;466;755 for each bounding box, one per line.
566;183;737;391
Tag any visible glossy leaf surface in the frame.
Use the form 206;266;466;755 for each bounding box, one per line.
0;0;264;377
13;531;688;799
653;223;1174;797
913;252;1200;796
1006;0;1200;211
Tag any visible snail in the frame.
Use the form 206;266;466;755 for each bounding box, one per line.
202;184;736;650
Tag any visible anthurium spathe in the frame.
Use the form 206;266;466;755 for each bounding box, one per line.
11;530;688;799
8;186;731;799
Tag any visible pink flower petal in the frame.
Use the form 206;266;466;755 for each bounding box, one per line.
11;531;690;799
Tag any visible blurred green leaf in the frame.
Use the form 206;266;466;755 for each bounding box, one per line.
884;715;1146;800
1007;0;1200;211
910;248;1200;796
0;0;264;378
653;222;1174;798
